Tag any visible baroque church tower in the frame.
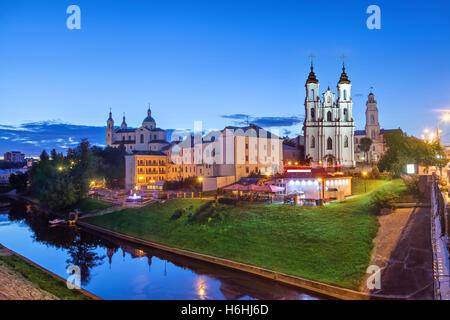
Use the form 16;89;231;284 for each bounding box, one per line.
303;62;355;167
365;92;380;141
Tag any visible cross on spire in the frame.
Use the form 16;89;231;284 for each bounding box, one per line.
340;54;347;68
309;53;316;69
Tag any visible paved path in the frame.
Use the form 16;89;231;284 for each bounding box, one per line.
362;207;434;299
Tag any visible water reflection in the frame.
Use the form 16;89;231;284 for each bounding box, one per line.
0;197;320;300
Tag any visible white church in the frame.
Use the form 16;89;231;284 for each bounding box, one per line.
303;63;356;168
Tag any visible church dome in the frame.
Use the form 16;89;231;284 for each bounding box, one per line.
306;65;318;84
143;116;155;123
338;65;351;84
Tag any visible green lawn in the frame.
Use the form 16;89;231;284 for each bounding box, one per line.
71;198;111;213
85;179;405;290
0;254;91;300
352;178;388;195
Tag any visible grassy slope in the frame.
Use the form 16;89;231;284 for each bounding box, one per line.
73;198;111;213
0;254;91;300
85;179;405;290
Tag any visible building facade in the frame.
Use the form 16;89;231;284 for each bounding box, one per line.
124;124;284;191
303;63;355;168
4;151;25;162
106;107;170;153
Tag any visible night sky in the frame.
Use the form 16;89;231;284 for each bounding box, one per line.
1;0;449;156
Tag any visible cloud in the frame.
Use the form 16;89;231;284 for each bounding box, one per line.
0;121;106;156
220;114;304;128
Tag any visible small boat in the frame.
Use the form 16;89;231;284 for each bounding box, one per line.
49;219;66;225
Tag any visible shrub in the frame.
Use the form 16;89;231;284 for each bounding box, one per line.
403;174;421;198
171;208;186;220
370;167;380;179
218;197;237;205
369;190;399;215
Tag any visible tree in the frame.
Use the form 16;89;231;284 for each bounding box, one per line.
378;130;448;177
9;172;28;193
359;137;373;163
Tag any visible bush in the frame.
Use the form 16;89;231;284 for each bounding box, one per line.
171;208;186;220
369;190;399;215
403;174;421;198
218;197;237;205
370;167;380;179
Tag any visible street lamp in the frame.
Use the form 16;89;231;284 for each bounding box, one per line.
437;114;450;142
362;171;368;193
317;177;324;206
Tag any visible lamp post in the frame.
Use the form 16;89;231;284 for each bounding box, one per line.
437;115;450;142
362;171;368;193
317;177;324;206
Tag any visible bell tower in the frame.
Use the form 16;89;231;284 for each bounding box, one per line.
365;92;380;141
106;109;114;147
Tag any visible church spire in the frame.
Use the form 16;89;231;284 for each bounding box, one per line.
338;56;351;84
306;53;318;84
121;113;127;129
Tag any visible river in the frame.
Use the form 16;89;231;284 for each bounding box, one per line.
0;198;321;300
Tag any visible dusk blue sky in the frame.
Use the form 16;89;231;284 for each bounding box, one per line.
1;0;449;156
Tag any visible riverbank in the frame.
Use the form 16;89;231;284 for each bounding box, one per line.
0;244;98;300
83;179;406;293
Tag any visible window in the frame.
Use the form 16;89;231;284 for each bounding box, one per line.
344;108;347;121
311;136;315;148
343;90;347;100
310;89;314;100
327;111;332;122
371;130;376;139
245;143;248;149
246;167;249;173
344;136;349;148
140;134;144;144
327;137;333;150
371;115;375;124
327;96;331;103
310;108;315;120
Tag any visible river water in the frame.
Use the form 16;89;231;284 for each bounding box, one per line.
0;198;320;300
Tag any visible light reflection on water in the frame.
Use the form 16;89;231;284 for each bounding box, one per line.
0;199;320;300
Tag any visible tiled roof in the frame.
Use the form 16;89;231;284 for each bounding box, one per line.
129;151;167;156
115;128;137;133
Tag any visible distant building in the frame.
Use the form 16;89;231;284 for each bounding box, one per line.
4;151;25;162
105;106;170;154
0;168;28;185
124;123;284;191
354;93;400;163
282;144;302;165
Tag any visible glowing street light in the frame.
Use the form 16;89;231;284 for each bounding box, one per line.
361;171;368;193
437;114;450;142
198;176;204;182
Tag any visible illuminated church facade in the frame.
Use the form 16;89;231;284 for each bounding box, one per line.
303;63;356;168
